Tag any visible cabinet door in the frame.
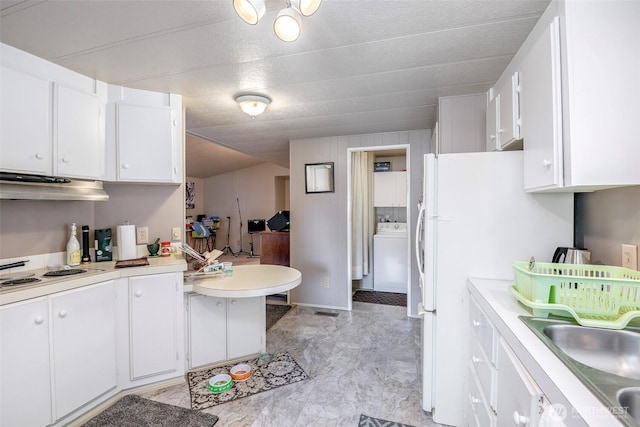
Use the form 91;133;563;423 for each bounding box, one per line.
187;294;227;368
497;338;545;427
374;172;396;207
395;171;407;207
521;17;563;191
485;93;499;152
0;66;52;174
129;274;177;379
497;72;521;149
1;298;52;427
51;281;117;418
117;103;174;182
55;84;105;180
227;297;265;360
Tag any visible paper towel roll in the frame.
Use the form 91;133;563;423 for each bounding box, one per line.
117;224;137;260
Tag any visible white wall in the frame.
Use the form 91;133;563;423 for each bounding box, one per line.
581;186;640;267
289;130;430;312
203;163;290;253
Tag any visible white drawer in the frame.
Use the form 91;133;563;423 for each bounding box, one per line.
470;296;497;364
470;332;497;412
468;364;496;427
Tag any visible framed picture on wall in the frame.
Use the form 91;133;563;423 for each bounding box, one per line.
186;182;195;209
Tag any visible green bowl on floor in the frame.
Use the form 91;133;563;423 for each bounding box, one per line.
208;374;232;393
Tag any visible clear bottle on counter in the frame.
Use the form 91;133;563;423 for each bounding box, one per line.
66;223;81;266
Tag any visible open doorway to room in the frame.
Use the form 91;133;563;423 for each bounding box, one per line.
347;145;411;315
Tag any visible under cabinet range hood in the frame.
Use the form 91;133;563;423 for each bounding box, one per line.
0;172;109;201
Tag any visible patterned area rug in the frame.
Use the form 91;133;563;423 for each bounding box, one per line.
81;395;218;427
187;352;308;410
352;290;407;307
266;303;292;330
359;414;416;427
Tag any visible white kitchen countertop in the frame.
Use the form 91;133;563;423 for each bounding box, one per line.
467;278;624;427
185;264;302;298
0;255;187;305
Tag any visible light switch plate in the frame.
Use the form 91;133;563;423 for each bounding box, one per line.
622;244;638;270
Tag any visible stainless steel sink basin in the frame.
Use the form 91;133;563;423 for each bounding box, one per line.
619;388;640;424
520;316;640;426
543;324;640;380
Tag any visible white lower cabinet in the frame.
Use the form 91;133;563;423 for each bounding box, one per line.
1;297;53;427
469;294;550;427
51;281;117;418
118;273;183;386
186;294;265;369
497;338;548;427
0;281;117;426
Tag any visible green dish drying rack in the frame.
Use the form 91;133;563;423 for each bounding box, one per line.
510;261;640;329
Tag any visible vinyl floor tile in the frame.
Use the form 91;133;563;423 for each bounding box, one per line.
141;302;445;427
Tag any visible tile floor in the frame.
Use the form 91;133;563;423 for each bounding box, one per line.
140;302;444;427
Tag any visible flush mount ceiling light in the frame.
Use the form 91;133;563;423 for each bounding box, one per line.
235;94;271;118
233;0;266;25
233;0;322;42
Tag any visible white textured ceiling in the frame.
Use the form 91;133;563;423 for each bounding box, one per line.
0;0;549;177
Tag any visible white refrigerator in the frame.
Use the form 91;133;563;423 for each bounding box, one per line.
415;151;573;426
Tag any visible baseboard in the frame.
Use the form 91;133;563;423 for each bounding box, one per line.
293;301;349;312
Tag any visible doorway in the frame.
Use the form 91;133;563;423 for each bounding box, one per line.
347;144;411;316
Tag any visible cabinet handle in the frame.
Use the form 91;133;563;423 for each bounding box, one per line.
498;128;504;134
35;153;45;160
134;290;143;297
61;157;70;163
58;310;68;318
470;396;481;405
230;299;236;305
513;411;529;425
471;356;481;364
490;134;496;140
216;301;223;307
34;315;44;325
543;159;552;168
122;163;130;170
472;320;481;328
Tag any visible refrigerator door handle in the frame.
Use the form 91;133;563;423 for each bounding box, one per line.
417;302;435;316
415;204;425;283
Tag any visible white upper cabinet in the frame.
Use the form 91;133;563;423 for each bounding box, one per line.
437;94;486;154
0;43;106;180
374;171;407;207
499;1;640;192
107;85;183;183
0;66;52;174
55;84;105;180
487;73;522;152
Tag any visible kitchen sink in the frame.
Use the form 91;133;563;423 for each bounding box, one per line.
619;388;640;424
543;324;640;380
520;316;640;426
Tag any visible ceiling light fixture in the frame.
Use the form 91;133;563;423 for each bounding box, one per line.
233;0;322;42
232;0;266;25
274;2;302;42
235;94;271;118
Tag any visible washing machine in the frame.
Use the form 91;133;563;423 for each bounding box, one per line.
373;222;408;293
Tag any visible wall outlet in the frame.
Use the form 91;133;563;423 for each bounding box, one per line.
622;244;638;270
136;227;149;244
172;227;182;242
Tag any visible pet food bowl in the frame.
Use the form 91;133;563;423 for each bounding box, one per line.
230;364;252;381
208;374;233;393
